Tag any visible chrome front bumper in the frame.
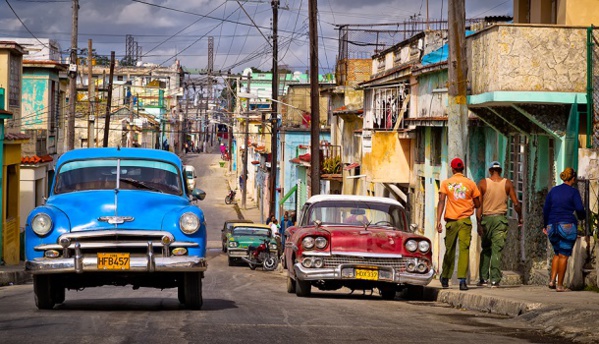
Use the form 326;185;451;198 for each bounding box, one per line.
227;249;248;258
294;263;434;286
27;232;207;274
26;255;207;274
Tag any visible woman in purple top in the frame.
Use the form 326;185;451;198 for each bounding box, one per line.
542;167;586;292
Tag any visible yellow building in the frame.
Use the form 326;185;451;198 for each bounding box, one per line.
514;0;599;25
0;41;26;265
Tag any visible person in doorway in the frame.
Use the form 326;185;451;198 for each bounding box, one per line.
543;167;586;292
476;161;522;288
436;157;481;291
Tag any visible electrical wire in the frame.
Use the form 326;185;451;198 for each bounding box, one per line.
4;0;52;49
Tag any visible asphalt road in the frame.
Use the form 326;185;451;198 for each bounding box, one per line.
0;151;574;344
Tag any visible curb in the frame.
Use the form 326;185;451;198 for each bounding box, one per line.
423;287;543;317
0;270;31;287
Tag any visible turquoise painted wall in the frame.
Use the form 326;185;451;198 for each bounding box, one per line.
281;131;330;213
22;77;49;127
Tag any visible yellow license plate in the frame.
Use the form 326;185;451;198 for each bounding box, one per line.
97;253;130;270
355;269;378;280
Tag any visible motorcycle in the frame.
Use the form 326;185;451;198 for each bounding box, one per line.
225;189;237;204
241;238;279;271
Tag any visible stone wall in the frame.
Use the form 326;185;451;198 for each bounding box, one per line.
469;24;586;95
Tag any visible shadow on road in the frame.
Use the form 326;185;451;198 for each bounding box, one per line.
51;297;238;312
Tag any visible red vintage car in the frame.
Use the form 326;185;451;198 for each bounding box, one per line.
284;195;433;300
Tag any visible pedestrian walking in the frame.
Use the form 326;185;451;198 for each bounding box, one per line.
543;167;586;292
475;161;522;288
436;157;481;291
280;211;293;247
266;214;275;225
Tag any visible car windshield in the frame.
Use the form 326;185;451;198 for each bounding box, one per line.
54;159;182;195
300;200;407;230
232;227;271;237
184;170;194;179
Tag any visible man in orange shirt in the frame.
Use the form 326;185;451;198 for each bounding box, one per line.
436;157;481;291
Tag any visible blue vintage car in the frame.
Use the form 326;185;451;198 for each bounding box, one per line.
25;147;207;309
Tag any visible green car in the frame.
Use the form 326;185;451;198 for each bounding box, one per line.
226;223;278;266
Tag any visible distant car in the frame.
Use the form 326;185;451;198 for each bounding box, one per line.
25;148;208;310
225;223;277;266
183;165;197;191
221;219;253;252
284;195;433;300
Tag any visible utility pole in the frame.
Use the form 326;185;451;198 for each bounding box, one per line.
447;0;468;168
102;51;115;147
87;39;94;147
227;75;234;173
269;0;279;216
309;0;321;195
67;0;79;150
182;84;189;154
241;75;251;209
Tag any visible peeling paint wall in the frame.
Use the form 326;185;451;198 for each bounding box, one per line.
469;25;586;94
415;71;448;118
22;72;50;129
282;85;329;127
362;132;411;183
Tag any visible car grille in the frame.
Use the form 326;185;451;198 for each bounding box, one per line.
59;230;175;255
323;255;407;272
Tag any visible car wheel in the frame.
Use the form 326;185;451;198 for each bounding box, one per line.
380;287;396;300
263;256;278;271
178;284;185;304
53;284;66;304
228;257;235;266
295;277;311;297
287;276;296;293
183;272;203;310
33;275;55;310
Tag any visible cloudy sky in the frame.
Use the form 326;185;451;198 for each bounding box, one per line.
0;0;512;74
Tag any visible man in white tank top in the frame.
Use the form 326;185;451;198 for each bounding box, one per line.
475;161;522;287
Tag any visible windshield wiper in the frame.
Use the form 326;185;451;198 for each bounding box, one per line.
119;177;163;193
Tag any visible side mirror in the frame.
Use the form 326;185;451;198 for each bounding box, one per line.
409;223;418;233
192;188;206;201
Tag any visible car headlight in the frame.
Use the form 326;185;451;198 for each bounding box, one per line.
229;241;238;248
179;212;200;234
315;236;328;249
269;243;278;250
405;239;417;252
418;240;430;253
31;213;53;236
302;237;315;249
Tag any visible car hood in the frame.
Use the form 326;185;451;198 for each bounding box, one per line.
48;190;189;231
324;226;407;255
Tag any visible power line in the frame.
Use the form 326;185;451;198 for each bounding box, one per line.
4;0;51;49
